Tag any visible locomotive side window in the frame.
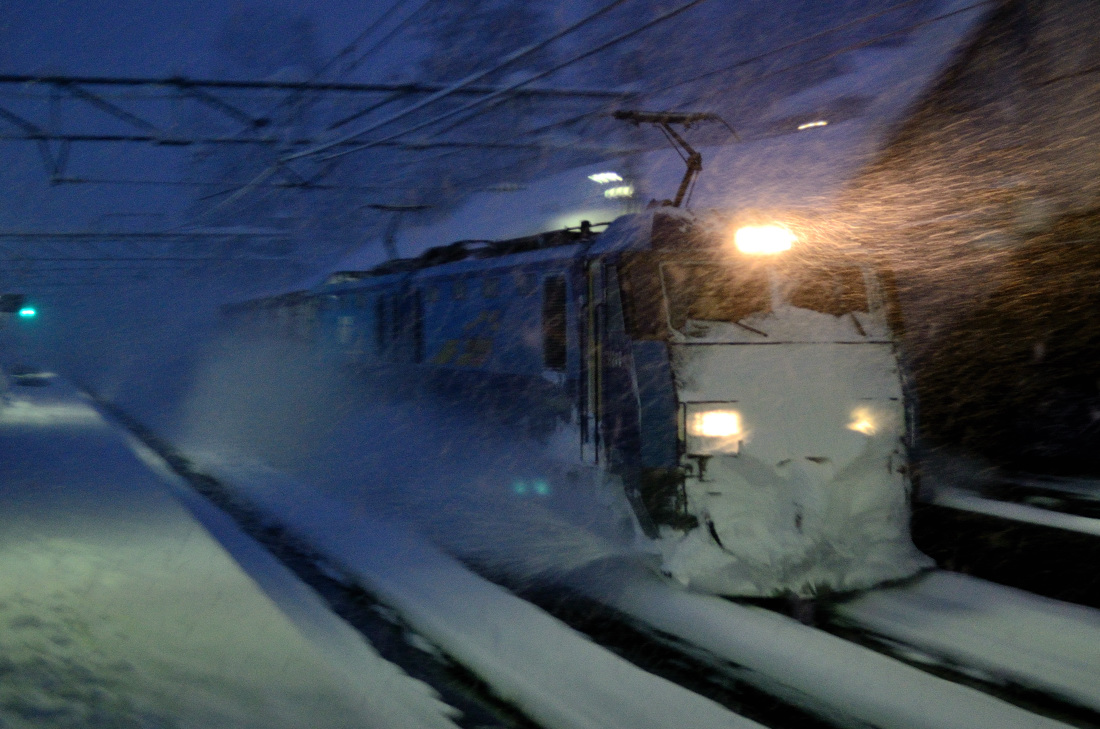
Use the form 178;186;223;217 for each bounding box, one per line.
660;262;770;331
542;275;567;371
786;265;868;316
452;279;467;300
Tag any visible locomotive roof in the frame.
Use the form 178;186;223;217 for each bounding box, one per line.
316;210;722;292
319;219;623;288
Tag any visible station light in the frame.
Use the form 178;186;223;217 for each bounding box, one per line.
588;172;623;184
512;479;551;497
733;224;796;255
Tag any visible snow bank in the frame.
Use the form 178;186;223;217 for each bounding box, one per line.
0;376;458;729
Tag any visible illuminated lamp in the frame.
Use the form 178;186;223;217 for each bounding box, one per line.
689;410;741;438
733;224;796;255
847;408;876;436
587;172;623;184
603;185;634;199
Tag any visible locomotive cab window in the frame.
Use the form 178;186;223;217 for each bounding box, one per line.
659;261;770;332
784;264;869;317
618;253;666;340
542;274;567;371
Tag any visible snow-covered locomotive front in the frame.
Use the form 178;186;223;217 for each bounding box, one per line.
587;212;930;596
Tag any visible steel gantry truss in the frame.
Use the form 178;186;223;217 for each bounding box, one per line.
0;73;634;184
0;228;304;287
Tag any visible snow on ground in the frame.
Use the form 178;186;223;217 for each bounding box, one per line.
569;563;1075;729
833;570;1100;712
0;373;459;729
189;450;765;729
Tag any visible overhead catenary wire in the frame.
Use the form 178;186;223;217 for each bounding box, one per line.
361;0;996;216
317;0;415;81
429;0;940;142
241;0;715;218
260;0;417;123
188;0;991;229
287;0;639;161
660;0;995;104
190;0;638;223
263;0;436;129
472;0;993;150
337;0;438;79
316;0;716;163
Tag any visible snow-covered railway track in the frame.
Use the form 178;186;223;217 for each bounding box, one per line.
100;401;776;729
568;564;1082;729
824;570;1100;725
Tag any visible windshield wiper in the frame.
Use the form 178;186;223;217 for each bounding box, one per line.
734;320;768;337
849;312;867;337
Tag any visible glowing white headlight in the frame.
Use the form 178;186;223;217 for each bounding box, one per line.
689;410;741;438
685;407;743;456
733;224;796;255
847;408;876;436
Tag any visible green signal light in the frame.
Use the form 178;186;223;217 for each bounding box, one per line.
17;307;36;319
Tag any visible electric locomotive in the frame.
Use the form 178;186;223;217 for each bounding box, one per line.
223;209;931;596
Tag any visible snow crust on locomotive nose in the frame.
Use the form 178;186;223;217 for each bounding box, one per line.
663;306;933;597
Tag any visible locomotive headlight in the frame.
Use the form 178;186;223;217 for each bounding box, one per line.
690;410;741;438
733;224;796;255
847;407;878;436
685;406;743;455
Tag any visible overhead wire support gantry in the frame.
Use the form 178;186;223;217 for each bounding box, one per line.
0;73;633;183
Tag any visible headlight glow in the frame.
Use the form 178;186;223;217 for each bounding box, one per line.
685;407;744;456
689;410;741;438
733;224;796;255
847;408;877;435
